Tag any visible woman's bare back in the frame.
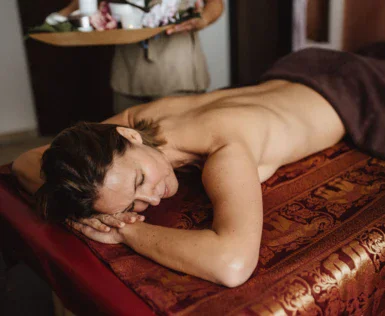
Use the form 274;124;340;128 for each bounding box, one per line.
126;80;346;182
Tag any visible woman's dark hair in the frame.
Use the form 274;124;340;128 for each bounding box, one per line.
36;120;165;222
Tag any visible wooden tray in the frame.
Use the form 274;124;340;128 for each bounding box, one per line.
29;26;170;46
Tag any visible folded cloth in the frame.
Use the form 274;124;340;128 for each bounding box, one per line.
259;45;385;159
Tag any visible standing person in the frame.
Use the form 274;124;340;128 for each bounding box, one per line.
48;0;224;113
111;0;224;113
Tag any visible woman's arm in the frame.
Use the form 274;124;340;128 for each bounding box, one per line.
12;145;50;195
72;144;263;287
58;0;79;17
200;0;225;27
167;0;224;34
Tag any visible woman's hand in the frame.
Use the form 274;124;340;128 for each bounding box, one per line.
66;212;144;244
67;220;125;244
67;212;145;233
166;17;207;35
167;0;207;35
166;0;223;35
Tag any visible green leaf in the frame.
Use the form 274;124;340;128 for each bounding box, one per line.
25;21;77;40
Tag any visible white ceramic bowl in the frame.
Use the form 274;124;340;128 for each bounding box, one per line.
109;2;144;29
109;3;129;22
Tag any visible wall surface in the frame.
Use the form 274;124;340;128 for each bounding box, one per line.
0;1;37;135
343;0;385;51
293;0;345;51
199;0;230;91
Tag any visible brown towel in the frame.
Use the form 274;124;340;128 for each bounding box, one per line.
260;45;385;159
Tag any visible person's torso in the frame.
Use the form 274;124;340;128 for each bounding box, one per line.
129;80;345;182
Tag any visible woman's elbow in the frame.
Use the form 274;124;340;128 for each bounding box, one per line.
218;271;251;288
214;255;259;288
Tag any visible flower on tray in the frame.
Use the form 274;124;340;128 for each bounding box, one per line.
141;0;202;27
142;0;179;27
90;1;118;31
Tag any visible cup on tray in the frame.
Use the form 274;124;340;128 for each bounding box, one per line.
109;0;145;29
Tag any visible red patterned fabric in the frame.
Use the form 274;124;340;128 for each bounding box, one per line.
2;142;385;315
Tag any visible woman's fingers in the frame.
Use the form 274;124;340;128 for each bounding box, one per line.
167;18;203;35
114;212;145;224
65;219;121;244
66;219;82;231
66;212;145;233
66;219;98;235
77;217;111;232
173;21;194;33
97;214;126;228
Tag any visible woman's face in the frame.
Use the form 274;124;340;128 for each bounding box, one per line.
93;128;178;215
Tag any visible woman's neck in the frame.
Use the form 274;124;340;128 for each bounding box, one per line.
159;144;204;170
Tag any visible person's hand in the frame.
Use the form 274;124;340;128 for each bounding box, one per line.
67;220;125;244
66;212;145;233
166;1;207;35
166;17;208;35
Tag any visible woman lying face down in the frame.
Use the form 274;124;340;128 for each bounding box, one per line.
15;43;385;287
28;107;268;288
15;47;367;286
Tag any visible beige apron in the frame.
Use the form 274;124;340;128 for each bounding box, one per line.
110;31;210;97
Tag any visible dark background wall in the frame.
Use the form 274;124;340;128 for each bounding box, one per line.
229;0;292;86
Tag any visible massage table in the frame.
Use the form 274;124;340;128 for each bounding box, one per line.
1;141;385;315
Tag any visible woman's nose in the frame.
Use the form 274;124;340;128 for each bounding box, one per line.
138;194;160;206
136;187;161;206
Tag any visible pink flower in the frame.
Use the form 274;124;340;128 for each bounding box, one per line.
99;1;111;15
90;1;117;31
142;1;179;27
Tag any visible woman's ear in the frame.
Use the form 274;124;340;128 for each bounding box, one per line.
116;127;143;144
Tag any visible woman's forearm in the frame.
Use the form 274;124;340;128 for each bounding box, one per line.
202;0;224;26
58;0;79;17
12;145;49;194
119;221;257;287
